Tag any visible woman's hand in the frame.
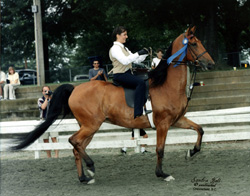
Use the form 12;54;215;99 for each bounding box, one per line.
137;48;149;55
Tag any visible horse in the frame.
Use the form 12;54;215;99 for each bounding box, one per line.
12;26;215;184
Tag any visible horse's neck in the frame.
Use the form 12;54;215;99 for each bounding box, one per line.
165;65;187;92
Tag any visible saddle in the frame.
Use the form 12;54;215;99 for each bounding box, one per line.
112;68;150;108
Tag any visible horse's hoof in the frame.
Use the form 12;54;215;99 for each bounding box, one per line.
185;149;200;160
79;177;95;185
79;175;95;185
164;175;175;182
87;169;95;177
87;178;95;185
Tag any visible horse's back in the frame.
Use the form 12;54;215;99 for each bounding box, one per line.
68;80;123;112
69;81;109;103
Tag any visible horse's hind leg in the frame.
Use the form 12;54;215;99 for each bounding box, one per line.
72;148;94;184
173;116;204;159
69;128;96;184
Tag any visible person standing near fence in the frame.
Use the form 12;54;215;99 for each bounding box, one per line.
89;60;108;81
38;86;59;158
121;129;149;154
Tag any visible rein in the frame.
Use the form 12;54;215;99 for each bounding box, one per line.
187;66;197;102
172;66;197;125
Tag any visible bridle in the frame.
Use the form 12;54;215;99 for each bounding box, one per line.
170;33;208;66
186;34;208;66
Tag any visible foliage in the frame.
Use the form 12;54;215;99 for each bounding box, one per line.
1;0;250;77
1;0;34;69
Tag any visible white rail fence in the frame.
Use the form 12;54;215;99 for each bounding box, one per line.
1;107;250;159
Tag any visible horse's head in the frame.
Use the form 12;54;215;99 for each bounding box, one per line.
185;26;215;70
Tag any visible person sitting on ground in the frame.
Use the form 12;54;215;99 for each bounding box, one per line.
38;86;59;158
0;66;6;100
121;129;149;154
89;60;108;81
4;66;20;100
151;49;163;69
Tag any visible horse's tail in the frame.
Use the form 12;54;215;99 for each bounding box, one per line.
11;84;75;150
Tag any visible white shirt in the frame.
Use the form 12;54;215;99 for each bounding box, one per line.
151;57;161;67
8;72;20;84
110;41;148;66
0;71;6;83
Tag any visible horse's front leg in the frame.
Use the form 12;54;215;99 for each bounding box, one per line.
173;116;204;159
155;122;175;182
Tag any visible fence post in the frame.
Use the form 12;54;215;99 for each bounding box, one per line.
134;129;140;153
34;139;40;159
69;69;72;82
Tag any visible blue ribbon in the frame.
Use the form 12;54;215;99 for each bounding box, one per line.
167;38;188;67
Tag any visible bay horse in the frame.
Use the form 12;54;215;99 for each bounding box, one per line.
12;26;214;184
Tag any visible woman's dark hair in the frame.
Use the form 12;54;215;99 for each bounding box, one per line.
156;48;163;53
112;26;127;41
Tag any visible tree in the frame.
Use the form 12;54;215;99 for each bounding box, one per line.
2;0;250;77
217;0;250;66
1;0;35;70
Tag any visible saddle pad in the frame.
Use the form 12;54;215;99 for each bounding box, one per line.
123;80;149;108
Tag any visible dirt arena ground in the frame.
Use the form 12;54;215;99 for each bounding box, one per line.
1;141;250;196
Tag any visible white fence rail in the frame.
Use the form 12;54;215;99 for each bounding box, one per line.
1;107;250;159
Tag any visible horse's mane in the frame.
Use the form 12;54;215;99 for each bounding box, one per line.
148;43;172;87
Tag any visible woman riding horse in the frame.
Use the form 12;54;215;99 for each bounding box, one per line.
12;26;214;184
109;26;149;118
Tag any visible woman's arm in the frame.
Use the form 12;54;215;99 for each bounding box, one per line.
11;73;20;84
133;54;148;64
111;45;139;65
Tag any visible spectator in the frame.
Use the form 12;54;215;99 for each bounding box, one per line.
4;66;20;100
121;129;149;154
89;60;108;81
38;86;59;158
151;49;163;69
0;66;6;100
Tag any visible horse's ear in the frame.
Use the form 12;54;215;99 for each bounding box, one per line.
187;26;196;35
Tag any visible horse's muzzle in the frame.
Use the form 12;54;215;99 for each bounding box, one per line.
197;60;215;71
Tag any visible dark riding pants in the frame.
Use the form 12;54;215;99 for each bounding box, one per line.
113;70;146;118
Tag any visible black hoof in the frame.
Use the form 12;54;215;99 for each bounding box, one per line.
79;175;95;185
185;146;201;160
155;169;170;178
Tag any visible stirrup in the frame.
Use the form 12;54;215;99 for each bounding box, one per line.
144;109;152;115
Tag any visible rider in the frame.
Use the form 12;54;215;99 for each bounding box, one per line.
109;26;149;119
